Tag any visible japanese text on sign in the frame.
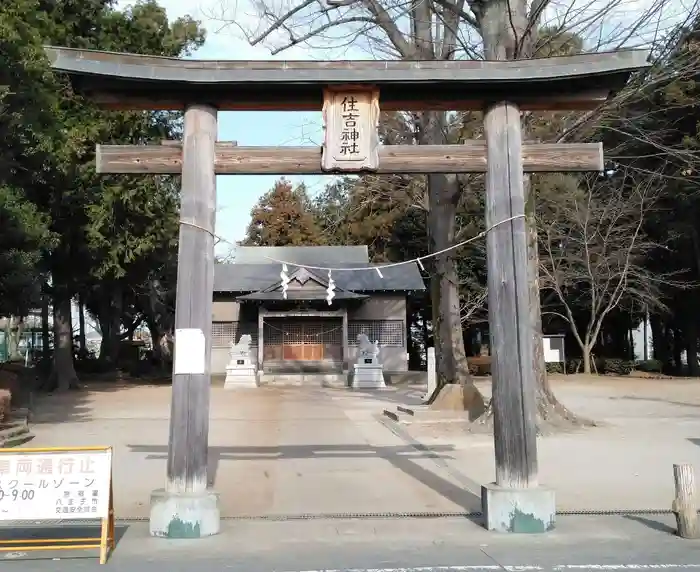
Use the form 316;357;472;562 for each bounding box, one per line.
339;95;361;157
0;450;111;521
322;88;379;172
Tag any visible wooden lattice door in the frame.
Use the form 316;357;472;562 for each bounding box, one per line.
281;323;324;361
264;320;342;362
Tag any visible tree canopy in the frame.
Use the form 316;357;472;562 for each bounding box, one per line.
0;0;205;388
244;178;324;247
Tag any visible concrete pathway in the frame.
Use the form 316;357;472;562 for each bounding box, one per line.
377;377;700;512
25;377;700;516
28;384;477;518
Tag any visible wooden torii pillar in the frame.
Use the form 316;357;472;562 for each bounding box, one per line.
46;46;648;537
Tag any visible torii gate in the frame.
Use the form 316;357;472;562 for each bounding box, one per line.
46;46;647;537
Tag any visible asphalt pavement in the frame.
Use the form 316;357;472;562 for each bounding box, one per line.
1;514;700;572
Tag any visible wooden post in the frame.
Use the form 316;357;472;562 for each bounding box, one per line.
484;100;539;489
341;309;349;372
673;463;700;538
167;104;217;494
425;347;437;401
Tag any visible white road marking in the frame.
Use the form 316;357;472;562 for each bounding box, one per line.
287;566;700;572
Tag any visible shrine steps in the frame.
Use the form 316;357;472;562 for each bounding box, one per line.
258;372;348;388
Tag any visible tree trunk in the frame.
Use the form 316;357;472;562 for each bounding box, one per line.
97;314;113;364
147;320;172;370
148;321;164;368
629;326;634;361
650;313;670;369
686;317;699;376
421;308;430;359
110;285;123;365
529;212;593;424
427;181;477;388
419;110;484;412
97;286;123;368
78;294;86;356
51;295;79;392
406;303;421;370
41;291;50;369
6;316;24;361
643;308;649;361
582;347;592;374
673;328;684;375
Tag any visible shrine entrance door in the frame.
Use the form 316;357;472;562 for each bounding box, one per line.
263;318;342;364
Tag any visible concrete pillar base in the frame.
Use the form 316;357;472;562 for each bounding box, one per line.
149;488;221;538
481;482;555;533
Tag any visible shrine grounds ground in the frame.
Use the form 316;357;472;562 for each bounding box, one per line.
24;374;700;517
5;375;700;568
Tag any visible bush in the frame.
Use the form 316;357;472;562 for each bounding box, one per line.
566;358;584;374
602;358;633;376
546;362;564;374
0;364;22;408
635;359;663;373
0;389;10;422
564;357;633;375
73;356;112;374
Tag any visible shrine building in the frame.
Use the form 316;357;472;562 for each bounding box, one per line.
211;246;425;375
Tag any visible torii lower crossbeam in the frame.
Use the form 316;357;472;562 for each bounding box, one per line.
96;142;604;174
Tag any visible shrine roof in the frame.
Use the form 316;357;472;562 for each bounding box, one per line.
214;262;426;293
236;290;368;302
44;47;649;111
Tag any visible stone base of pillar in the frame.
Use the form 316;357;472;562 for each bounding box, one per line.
224;366;258;388
351;363;386;389
481;483;555;533
149;488;220;538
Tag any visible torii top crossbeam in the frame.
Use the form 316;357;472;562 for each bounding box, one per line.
45;46;648;111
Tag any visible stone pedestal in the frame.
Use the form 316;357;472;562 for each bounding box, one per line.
149;488;220;538
352;362;386;389
352;334;385;389
224;363;258;388
224;335;258;389
481;483;555;533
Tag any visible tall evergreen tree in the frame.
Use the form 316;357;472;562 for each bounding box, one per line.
0;0;205;388
244;178;324;246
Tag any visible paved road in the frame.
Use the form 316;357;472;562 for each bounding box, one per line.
2;514;700;572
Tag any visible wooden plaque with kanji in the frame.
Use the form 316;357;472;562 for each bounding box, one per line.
321;87;379;172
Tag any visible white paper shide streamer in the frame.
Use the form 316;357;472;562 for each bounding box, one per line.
280;263;290;299
326;270;335;305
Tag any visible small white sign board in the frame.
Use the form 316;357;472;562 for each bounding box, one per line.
0;449;112;520
174;328;206;375
543;336;565;364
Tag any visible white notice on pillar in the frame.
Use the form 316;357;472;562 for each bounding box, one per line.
174;328;206;375
322;88;380;172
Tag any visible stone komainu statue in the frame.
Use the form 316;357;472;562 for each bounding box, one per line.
356;333;380;358
229;334;252;359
